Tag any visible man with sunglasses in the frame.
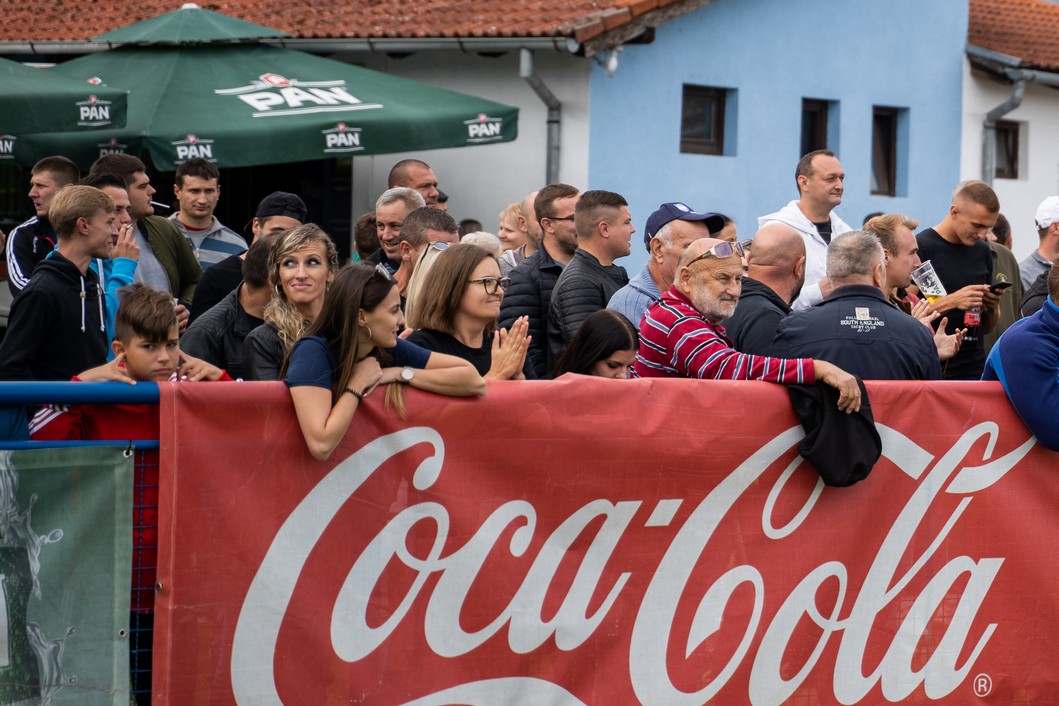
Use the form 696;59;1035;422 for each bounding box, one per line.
634;238;861;413
608;202;724;328
547;190;635;368
393;206;459;304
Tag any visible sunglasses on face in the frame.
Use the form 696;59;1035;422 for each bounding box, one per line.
684;240;745;268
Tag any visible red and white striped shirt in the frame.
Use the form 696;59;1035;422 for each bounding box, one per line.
633;287;815;383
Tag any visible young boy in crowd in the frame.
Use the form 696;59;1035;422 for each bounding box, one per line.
29;282;231;700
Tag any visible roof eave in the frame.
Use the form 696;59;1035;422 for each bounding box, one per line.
967;42;1059;82
0;35;583;57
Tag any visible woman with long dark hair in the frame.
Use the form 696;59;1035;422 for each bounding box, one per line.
552;309;639;379
283;264;485;460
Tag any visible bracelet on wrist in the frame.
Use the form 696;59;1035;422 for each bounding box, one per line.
345;387;364;403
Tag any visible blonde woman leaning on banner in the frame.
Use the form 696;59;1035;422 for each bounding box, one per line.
282;264;485;460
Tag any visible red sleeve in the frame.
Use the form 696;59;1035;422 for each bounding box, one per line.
29;404;88;440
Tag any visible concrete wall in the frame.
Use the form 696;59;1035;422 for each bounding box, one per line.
961;62;1059;264
340;49;590;232
588;0;968;273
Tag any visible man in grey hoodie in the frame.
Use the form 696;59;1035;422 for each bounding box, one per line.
758;150;852;311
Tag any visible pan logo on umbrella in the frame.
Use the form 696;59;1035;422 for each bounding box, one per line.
75;94;115;127
464;114;504;144
321;122;364;154
0;134;16;160
97;137;127;156
215;75;383;119
171;133;216;163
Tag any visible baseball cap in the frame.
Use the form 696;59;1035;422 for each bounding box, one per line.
256;191;308;222
1034;196;1059;230
644;202;727;250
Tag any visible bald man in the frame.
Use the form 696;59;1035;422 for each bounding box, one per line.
723;223;806;355
633;238;861;413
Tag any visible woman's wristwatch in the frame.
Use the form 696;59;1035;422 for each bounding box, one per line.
400;366;415;384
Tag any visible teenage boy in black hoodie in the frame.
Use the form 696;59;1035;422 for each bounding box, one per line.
0;185;119;381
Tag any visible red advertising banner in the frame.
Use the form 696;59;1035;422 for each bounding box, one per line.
155;378;1059;704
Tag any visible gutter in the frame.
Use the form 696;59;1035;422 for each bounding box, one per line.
519;49;562;185
0;36;582;57
967;44;1059;184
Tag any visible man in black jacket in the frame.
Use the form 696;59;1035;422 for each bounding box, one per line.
771;231;941;380
5;156;81;296
724;224;805;355
498;183;580;377
548;190;634;367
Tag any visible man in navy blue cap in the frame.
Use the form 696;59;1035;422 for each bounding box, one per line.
607;202;725;327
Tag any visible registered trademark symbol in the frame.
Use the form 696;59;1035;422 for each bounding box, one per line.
973;673;992;697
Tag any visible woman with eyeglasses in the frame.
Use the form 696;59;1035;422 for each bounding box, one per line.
282;264;485;460
405;243;533;379
245;224;338;380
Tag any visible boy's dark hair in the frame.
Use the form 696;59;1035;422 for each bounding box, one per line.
354;211;380;259
115;283;177;343
175;157;220;187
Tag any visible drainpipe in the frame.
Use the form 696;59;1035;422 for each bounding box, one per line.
982;76;1027;184
520;48;561;184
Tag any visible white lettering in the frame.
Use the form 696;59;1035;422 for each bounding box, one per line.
468;122;502;138
0;140;13;155
176;144;213;160
325;132;360;149
79;105;110;122
237;92;286;112
232;423;1035;705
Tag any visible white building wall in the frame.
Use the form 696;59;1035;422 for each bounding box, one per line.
962;58;1059;263
337;49;590;231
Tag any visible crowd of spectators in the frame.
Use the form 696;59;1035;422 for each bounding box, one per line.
3;149;1059;704
1;151;1057;447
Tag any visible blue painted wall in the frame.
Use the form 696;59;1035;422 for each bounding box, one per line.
588;0;968;273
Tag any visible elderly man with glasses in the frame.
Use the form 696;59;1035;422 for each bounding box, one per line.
633;238;862;414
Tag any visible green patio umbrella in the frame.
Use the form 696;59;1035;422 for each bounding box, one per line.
0;57;128;140
14;42;517;170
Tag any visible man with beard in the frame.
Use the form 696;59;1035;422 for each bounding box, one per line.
633;238;862;413
499;183;580;377
771;231;941;380
723;223;806;355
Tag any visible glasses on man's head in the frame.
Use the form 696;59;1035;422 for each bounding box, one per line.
468;276;511;295
684;240;745;268
427;241;450;253
544;215;575;222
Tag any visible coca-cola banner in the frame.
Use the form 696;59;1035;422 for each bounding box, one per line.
156;379;1059;705
0;447;133;705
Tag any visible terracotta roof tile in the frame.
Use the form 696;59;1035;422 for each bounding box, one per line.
0;0;698;45
969;0;1059;72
